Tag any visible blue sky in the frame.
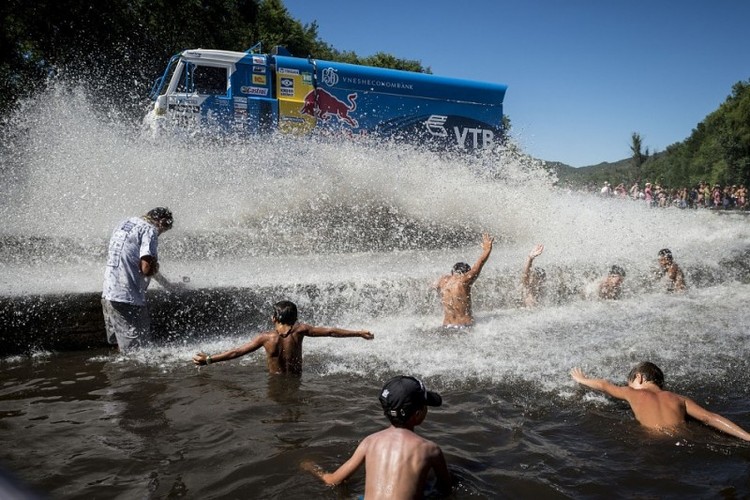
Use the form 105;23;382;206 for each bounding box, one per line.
282;1;750;167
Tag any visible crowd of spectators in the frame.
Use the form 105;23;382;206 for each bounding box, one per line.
594;181;748;210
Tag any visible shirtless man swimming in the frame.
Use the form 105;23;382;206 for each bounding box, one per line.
433;233;494;326
192;300;373;374
302;375;452;498
571;362;750;440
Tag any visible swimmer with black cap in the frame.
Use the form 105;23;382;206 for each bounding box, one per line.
302;376;452;497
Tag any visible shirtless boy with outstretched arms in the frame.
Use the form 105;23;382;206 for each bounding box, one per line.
434;233;494;326
302;376;452;499
571;362;750;440
192;300;373;374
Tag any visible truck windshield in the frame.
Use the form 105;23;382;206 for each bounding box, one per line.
176;63;228;95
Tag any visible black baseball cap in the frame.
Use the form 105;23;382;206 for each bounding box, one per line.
379;376;442;419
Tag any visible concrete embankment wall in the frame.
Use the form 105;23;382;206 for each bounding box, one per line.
0;288;272;356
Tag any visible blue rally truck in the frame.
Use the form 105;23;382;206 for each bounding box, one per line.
145;46;507;150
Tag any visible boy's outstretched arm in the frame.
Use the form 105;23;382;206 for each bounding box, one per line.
305;324;374;340
302;439;368;486
684;398;750;441
521;244;544;287
193;335;266;366
570;367;631;401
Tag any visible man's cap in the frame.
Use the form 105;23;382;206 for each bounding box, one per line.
146;207;173;229
379;376;442;419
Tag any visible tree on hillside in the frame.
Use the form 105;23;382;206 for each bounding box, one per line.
0;0;429;117
630;132;648;181
642;79;750;189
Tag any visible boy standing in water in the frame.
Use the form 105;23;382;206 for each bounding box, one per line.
571;362;750;441
521;243;546;307
598;265;626;300
657;248;686;292
434;233;494;326
192;300;373;374
302;375;452;498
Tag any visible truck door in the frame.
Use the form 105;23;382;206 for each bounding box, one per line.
169;62;232;130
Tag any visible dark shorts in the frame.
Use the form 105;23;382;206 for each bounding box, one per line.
101;299;151;351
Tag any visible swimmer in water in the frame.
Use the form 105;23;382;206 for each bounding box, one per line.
571;362;750;441
433;233;494;327
192;300;373;374
657;248;686;292
598;265;626;300
302;375;452;498
521;243;546;307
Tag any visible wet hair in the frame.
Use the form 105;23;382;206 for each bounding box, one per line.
272;300;298;326
628;362;665;389
145;207;173;230
658;248;673;262
609;265;626;277
452;262;471;274
384;406;423;427
533;268;546;280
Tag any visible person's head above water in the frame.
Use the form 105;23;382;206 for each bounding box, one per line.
609;265;626;277
627;361;665;389
272;300;298;326
452;262;471;275
658;248;673;263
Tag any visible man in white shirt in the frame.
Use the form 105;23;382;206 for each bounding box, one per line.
101;207;174;351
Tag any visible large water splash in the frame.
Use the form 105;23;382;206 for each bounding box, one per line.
2;82;750;391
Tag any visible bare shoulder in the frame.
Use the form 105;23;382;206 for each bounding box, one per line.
293;322;313;335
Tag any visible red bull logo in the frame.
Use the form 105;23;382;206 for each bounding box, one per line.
300;88;358;128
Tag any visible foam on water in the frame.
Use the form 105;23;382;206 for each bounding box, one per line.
2;82;749;394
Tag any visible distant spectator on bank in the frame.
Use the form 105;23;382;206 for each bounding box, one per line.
712;184;722;208
657;248;686;292
737;185;747;209
102;207;178;352
629;182;640;200
644;183;653;206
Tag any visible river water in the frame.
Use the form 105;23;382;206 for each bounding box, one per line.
1;85;750;498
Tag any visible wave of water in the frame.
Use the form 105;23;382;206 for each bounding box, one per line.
2;82;750;498
2;83;750;382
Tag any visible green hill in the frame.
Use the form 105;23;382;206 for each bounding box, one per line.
549;79;750;190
